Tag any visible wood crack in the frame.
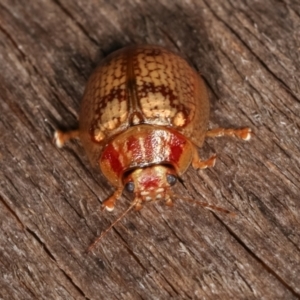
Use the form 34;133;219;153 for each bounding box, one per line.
0;196;25;230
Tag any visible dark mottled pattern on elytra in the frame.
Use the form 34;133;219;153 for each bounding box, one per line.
79;45;210;165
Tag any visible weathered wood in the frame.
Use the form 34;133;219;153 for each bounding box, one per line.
0;0;299;299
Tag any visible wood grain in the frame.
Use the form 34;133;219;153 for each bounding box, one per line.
0;0;299;299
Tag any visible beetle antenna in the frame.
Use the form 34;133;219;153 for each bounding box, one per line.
178;195;236;216
176;177;235;216
87;201;136;252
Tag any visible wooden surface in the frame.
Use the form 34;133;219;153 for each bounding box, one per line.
0;0;300;299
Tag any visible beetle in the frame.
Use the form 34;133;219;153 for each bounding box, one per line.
54;45;251;250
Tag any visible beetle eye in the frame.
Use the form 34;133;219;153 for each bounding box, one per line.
167;174;177;186
125;182;135;193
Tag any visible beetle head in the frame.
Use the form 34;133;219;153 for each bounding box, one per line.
123;165;177;207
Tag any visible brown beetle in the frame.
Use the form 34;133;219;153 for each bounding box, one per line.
54;45;251;250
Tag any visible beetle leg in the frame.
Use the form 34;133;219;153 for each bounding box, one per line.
102;187;123;212
192;146;216;169
134;199;143;211
165;195;174;207
54;129;80;148
206;128;252;141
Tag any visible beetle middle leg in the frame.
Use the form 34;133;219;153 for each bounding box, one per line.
191;146;217;170
54;129;80;148
206;127;251;141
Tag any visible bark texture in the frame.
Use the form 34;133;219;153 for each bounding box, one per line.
0;0;300;299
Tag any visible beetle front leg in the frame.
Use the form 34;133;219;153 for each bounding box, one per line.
134;198;143;211
102;187;123;212
165;194;174;207
206;127;252;141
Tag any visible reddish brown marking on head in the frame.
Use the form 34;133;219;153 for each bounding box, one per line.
140;172;160;189
123;165;178;203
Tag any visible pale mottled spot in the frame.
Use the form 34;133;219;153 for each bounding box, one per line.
140;92;177;121
115;64;122;78
166;77;176;91
113;78;120;87
94;129;105;142
106;118;119;130
149;70;159;81
155;56;163;64
98;99;127;131
137;76;152;85
132;114;142;125
147;62;156;70
173;111;186;127
140;66;149;77
145;55;155;62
